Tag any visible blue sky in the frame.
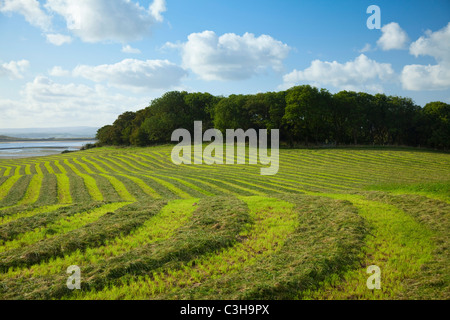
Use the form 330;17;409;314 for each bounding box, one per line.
0;0;449;128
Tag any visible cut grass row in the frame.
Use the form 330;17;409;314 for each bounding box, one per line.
16;174;43;206
79;152;365;192
0;196;248;299
0;198;198;281
299;192;438;300
169;194;367;300
64;194;366;300
0;175;22;202
0;200;152;273
0;175;32;208
3;147;448;206
77;196;298;299
0;146;448;300
0;204;69;225
366;192;449;299
0;202;130;253
1;148;448;208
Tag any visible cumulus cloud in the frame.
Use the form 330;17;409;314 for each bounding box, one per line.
0;76;149;128
46;33;72;46
49;66;70;77
401;64;450;91
149;0;166;23
402;23;450;91
122;45;141;54
282;54;394;92
0;59;30;79
44;0;166;43
0;0;51;31
73;59;187;91
171;31;290;81
409;23;450;62
377;22;409;51
23;76;94;102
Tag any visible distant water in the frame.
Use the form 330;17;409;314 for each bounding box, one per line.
0;140;97;159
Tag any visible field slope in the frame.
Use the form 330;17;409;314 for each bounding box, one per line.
0;145;448;300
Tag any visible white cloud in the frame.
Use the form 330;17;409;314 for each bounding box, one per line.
23;76;94;102
409;23;450;63
401;64;450;91
73;59;187;91
172;31;290;81
0;59;30;79
377;22;409;51
282;54;394;92
46;33;72;46
402;23;450;91
149;0;166;23
0;76;149;128
45;0;166;43
359;43;372;53
0;0;51;31
49;66;70;77
122;45;141;54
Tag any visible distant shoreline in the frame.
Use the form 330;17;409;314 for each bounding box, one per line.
0;137;96;143
0;146;86;150
0;139;97;158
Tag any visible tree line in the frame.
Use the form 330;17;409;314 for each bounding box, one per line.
96;85;450;150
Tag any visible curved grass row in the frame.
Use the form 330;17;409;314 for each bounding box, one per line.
299;192;437;300
0;196;248;299
16;174;43;206
0;202;131;254
0;201;150;273
81;196;299;299
0;145;448;300
0;199;197;282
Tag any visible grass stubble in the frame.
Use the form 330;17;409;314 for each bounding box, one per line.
0;145;448;300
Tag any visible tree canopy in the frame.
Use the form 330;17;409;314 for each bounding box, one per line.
96;86;450;150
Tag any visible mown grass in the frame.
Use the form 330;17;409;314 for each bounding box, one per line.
0;199;198;294
0;201;137;272
77;196;297;299
367;181;450;203
0;204;68;225
55;174;72;204
16;174;43;206
0;200;192;278
34;174;58;206
0;204;79;241
162;195;366;300
0;196;248;299
0;145;448;300
0;202;131;253
299;192;437;300
365;192;449;299
0;175;24;203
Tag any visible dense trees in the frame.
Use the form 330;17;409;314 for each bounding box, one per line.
422;101;450;149
284;85;332;145
96;87;450;150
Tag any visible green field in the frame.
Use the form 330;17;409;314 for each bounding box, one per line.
0;145;448;300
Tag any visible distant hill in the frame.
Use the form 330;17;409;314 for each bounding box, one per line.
0;127;98;139
0;135;27;141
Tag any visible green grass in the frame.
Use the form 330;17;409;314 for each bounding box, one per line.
367;181;450;203
299;193;436;300
0;145;448;300
0;199;197;289
80;196;297;299
159;195;366;300
0;175;22;202
16;174;43;206
0;202;131;253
